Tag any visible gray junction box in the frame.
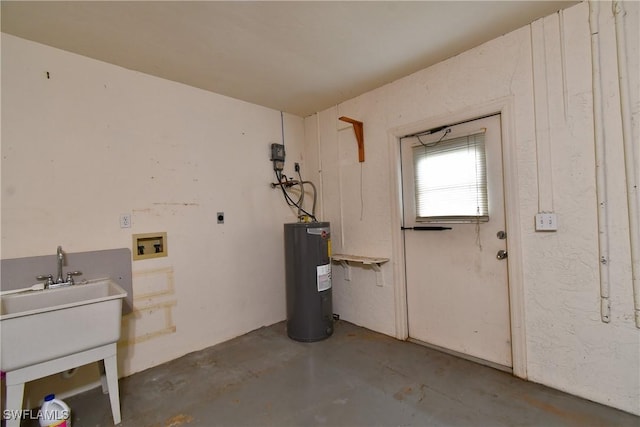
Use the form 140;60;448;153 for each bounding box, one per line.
284;222;333;341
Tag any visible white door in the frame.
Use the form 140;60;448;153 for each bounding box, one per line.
401;114;512;368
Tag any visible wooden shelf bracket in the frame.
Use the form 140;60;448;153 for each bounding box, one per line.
338;116;365;162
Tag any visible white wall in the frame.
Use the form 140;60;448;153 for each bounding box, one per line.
2;0;638;416
305;1;639;415
1;33;305;401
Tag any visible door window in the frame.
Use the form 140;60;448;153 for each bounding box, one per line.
412;131;488;222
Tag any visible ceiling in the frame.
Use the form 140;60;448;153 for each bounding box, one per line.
1;1;579;117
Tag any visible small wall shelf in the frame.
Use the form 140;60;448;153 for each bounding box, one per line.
331;254;389;286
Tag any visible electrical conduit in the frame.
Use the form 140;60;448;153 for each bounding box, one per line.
613;1;640;328
589;0;611;323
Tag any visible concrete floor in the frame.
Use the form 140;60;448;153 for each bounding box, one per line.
29;321;640;426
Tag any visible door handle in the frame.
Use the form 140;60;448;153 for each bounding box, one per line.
496;250;508;260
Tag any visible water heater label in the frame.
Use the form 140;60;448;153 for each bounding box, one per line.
317;264;332;292
307;227;330;237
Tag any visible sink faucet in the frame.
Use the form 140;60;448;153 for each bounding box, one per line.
56;245;64;284
37;246;82;289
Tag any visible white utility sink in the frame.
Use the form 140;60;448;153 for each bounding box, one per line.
1;278;127;426
1;278;127;371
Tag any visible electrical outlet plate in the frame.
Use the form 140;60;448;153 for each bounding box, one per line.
120;214;131;228
535;213;558;231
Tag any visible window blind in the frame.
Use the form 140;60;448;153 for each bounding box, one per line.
412;131;488;221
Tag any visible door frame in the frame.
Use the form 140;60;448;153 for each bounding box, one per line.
387;96;528;379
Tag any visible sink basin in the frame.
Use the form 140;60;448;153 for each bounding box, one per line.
0;278;127;371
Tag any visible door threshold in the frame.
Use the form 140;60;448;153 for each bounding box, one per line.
408;337;513;374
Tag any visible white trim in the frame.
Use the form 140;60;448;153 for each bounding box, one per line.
388;133;409;339
387;96;528;379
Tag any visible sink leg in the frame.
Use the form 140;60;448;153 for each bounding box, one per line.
103;354;122;425
4;380;25;427
99;360;109;394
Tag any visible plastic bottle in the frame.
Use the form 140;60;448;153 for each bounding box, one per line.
39;394;71;427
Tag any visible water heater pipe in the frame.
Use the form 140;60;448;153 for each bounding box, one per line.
317;113;325;220
613;1;640;328
589;0;611;323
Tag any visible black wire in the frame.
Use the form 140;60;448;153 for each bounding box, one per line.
276;171;293;207
276;171;291;205
297;170;305;217
274;170;317;221
294;166;317;219
276;171;304;207
296;170;318;219
417;127;451;149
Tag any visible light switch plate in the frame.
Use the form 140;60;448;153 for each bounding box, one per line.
535;213;558;231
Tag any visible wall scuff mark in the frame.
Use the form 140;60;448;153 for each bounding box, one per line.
120;266;178;346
